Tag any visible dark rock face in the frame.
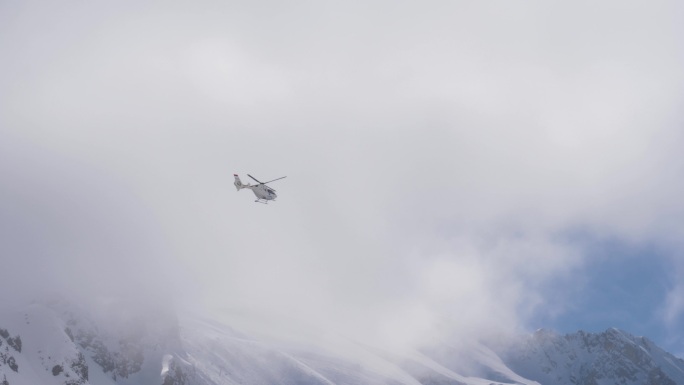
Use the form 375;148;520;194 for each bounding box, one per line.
70;352;89;384
53;300;186;384
71;326;144;380
162;357;187;385
6;357;17;373
0;327;20;377
6;337;20;353
52;365;64;376
0;329;21;354
1;351;18;373
64;328;74;343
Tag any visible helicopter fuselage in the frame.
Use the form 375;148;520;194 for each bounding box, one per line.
244;184;277;201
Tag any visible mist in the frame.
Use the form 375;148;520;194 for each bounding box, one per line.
1;1;683;353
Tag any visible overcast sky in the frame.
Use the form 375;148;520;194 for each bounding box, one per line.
1;1;683;355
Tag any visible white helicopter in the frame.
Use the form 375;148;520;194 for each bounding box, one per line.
234;174;287;204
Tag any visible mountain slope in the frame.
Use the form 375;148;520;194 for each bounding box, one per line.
497;328;684;385
0;302;682;385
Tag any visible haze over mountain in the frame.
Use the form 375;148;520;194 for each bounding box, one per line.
1;301;683;385
1;1;683;384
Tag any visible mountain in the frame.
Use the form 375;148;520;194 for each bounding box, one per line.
497;328;684;385
0;301;682;385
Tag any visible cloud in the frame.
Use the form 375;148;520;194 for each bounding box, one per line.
664;284;684;327
1;0;683;352
0;134;186;308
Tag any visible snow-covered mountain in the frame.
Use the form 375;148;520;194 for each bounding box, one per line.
0;301;682;385
498;328;684;385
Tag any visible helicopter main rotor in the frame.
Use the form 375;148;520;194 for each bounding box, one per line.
247;174;287;191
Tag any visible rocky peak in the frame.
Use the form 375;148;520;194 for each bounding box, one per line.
499;328;684;385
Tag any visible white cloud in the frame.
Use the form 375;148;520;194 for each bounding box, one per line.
664;284;684;327
1;0;683;351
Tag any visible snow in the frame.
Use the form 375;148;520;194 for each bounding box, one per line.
500;328;684;385
0;304;83;385
161;354;173;377
0;301;682;385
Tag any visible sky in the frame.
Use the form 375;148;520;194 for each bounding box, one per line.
1;1;684;357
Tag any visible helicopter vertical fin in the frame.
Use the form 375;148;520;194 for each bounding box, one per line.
234;174;244;191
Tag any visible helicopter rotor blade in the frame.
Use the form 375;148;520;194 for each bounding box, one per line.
262;176;287;184
247;174;263;184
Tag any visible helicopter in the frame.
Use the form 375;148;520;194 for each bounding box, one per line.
234;174;287;204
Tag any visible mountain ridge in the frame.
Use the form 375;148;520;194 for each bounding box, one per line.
496;327;684;385
0;301;681;385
